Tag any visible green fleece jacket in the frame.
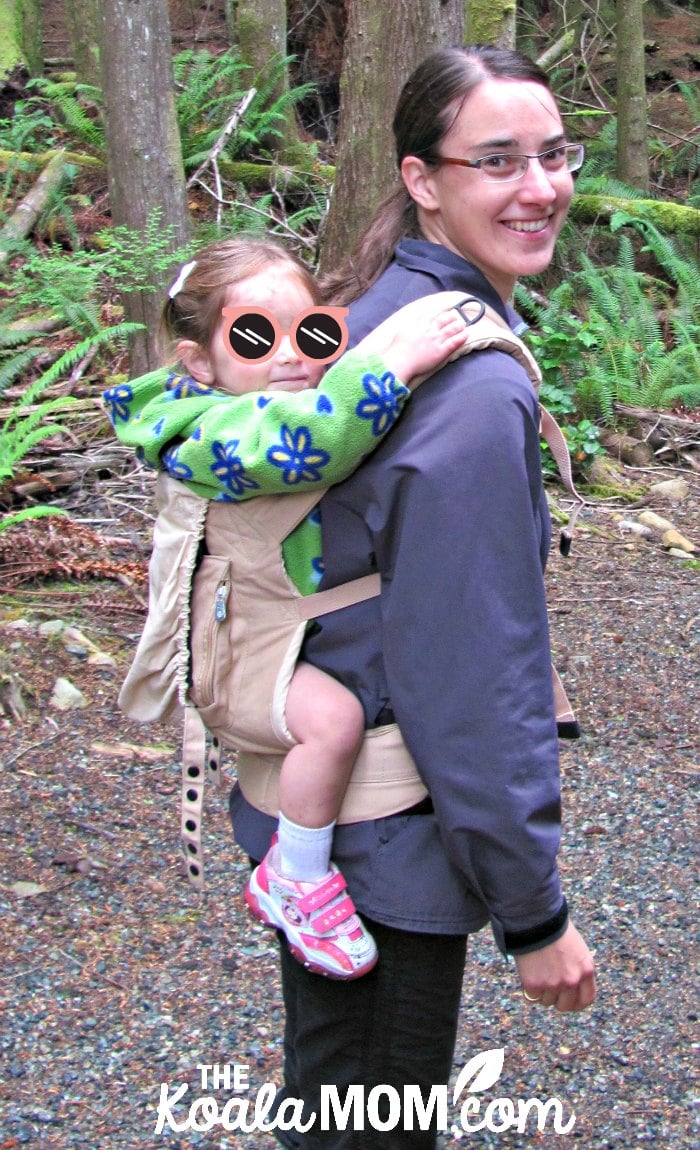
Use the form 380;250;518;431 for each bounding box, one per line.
103;348;410;594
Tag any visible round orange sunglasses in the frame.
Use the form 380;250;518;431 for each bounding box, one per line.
221;305;349;366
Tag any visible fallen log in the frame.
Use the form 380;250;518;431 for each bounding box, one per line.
598;428;655;466
0;150;68;262
613;403;700;437
570;193;700;237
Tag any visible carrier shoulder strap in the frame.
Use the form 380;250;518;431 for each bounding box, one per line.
279;300;585;625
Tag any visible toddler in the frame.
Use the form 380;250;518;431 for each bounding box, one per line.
105;236;468;978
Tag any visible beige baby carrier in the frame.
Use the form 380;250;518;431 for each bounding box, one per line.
119;302;584;888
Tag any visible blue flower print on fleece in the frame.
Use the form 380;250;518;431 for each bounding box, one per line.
103;383;133;425
210;439;261;497
164;374;214;400
356;371;406;436
162;444;193;482
267;425;331;485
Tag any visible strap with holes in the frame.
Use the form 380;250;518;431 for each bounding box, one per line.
180;706;225;889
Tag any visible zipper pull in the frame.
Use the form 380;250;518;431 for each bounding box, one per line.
214;578;229;622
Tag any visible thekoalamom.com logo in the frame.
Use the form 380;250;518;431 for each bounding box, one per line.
154;1048;577;1137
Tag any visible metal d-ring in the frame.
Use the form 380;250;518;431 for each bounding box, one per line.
453;296;486;326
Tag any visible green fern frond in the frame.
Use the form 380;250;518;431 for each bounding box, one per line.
623;218;700;316
26;77;105;155
0;506;69;534
26;324;140;396
0;327;41;352
0;323;140;483
0;347;44;395
174;47;318;169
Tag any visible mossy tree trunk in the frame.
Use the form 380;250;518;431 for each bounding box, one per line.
5;0;42;80
64;0;101;88
97;0;190;376
318;0;448;276
616;0;649;191
233;0;303;163
465;0;516;49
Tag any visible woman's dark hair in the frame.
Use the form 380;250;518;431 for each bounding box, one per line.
320;45;552;305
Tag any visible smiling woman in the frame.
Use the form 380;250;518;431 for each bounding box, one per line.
228;45;596;1149
399;76;580;300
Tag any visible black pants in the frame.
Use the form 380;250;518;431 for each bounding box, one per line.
272;917;468;1150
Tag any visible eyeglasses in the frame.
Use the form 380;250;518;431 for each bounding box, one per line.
438;143;585;183
221;305;349;366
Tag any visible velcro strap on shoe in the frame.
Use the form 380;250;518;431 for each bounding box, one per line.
297;871;346;915
311;895;357;934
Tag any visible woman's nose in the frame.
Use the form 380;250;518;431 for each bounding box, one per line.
518;157;559;199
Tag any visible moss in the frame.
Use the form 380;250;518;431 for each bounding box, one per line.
571;193;700;237
466;4;516;46
0;4;22;83
583;484;646;502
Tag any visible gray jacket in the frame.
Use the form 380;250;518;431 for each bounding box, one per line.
231;240;569;954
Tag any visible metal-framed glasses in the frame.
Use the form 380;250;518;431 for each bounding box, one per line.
438;143;585;183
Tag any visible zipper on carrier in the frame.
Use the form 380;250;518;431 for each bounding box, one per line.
214;577;230;622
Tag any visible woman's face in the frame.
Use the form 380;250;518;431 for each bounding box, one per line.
403;78;575;300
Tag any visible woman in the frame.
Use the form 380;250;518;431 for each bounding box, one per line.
229;45;596;1148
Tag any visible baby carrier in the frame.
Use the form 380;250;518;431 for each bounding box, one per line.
118;301;584;888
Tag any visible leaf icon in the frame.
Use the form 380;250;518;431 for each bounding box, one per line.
453;1048;505;1103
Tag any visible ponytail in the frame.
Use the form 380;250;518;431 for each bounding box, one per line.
319;187;421;305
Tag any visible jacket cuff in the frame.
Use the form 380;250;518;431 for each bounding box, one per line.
503;898;569;956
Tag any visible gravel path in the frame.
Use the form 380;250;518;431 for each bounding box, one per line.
1;475;698;1148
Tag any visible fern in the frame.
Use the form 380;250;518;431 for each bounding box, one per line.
2;241;106;334
0;505;69;534
243;54;316;154
96;208;194;295
0;324;140;481
522;218;700;426
0;347;45;398
616;215;700;321
25;77;105;155
173;48;315;170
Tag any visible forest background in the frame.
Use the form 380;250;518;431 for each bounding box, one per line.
0;0;699;538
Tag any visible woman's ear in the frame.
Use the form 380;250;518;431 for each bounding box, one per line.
400;155;441;212
177;339;215;384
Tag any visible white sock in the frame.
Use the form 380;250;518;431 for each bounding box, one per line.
276;812;335;883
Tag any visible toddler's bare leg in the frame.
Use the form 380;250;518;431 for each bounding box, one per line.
281;661;365;829
244;663;378;978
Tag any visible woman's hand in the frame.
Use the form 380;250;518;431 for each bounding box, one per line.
515;922;596;1012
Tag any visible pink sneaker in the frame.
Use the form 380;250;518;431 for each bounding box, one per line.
244;847;378;979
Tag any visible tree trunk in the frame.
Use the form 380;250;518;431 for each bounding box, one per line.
234;0;302;162
441;0;465;44
97;0;190;377
318;0;446;277
616;0;649;191
64;0;101;88
465;0;516;49
3;0;42;80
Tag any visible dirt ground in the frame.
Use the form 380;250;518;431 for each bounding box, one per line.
1;456;699;1148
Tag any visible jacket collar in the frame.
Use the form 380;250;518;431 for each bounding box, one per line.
394;239;520;330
